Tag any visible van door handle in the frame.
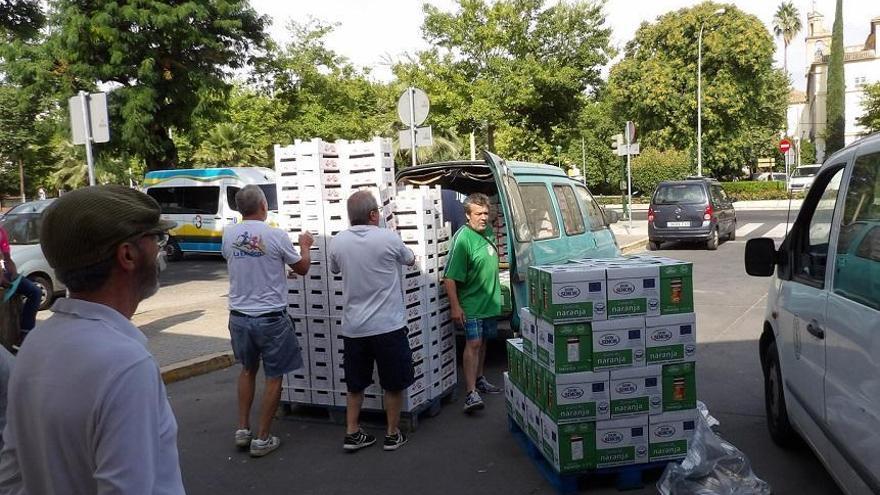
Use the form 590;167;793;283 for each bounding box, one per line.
807;320;825;340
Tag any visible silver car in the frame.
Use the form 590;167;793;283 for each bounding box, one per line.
2;213;65;310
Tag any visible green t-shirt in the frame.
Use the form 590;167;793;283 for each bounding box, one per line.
444;226;501;319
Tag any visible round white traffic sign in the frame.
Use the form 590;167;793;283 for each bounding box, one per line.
397;88;430;126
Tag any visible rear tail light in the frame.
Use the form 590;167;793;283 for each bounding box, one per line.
647;207;655;223
703;205;713;221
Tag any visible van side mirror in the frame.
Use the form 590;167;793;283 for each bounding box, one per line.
604;209;620;225
744;238;777;276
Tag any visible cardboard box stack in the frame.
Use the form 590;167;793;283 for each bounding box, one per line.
506;254;697;474
274;139;456;414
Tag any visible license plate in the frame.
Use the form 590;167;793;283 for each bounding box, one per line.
667;221;690;227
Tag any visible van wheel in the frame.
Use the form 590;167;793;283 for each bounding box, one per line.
28;274;53;311
706;228;719;250
648;240;660;251
164;238;184;262
765;341;800;448
728;221;737;240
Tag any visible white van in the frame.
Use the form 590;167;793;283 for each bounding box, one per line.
788;163;822;192
745;133;880;495
144;167;277;260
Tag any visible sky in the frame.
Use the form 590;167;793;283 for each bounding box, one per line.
249;0;879;91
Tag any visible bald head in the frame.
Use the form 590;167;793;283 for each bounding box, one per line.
347;190;379;226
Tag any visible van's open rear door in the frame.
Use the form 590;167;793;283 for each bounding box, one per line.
485;152;534;325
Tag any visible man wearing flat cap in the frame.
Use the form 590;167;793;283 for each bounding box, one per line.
0;185;184;494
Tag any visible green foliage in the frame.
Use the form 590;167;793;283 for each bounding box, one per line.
41;0;270;170
607;2;789;179
856;82;880;133
630;148;691;194
825;0;845;154
0;0;44;39
800;139;817;164
393;0;613;163
772;1;801;74
563;97;622;194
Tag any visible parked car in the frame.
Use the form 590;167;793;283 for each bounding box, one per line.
0;198;55;222
647;178;737;251
787;164;822;192
1;212;65;310
744;132;880;495
755;172;788;182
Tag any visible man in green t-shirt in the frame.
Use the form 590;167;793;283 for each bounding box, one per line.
443;193;502;413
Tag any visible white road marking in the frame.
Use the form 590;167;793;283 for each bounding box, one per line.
735;223;763;238
764;223;791;239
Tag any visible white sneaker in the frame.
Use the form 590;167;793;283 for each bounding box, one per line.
250;435;281;457
234;429;253;449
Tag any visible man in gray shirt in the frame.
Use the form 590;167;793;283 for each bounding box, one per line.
0;185;184;494
329;190;415;452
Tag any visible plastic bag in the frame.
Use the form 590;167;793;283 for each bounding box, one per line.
657;401;772;495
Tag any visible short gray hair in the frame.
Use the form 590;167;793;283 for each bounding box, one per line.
347;190;379;226
463;193;491;214
235;185;266;216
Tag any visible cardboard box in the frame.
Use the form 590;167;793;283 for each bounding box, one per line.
539;265;607;322
547;370;611;423
645;313;696;365
519;307;537;358
610;365;662;417
662;361;697;412
537;319;592;373
603;262;661;318
506;338;523;386
541;416;596;473
594;415;650;468
525;396;542;445
528;266;544;315
504;372;515;418
591;317;646;370
630;255;695;315
649;409;697;461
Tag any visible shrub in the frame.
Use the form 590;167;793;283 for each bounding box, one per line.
720;181;805;201
630;149;691;195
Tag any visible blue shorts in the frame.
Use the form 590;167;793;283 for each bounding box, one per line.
228;312;303;378
463;318;498;341
343;328;414;393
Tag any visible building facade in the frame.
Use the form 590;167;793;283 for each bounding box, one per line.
789;10;880;162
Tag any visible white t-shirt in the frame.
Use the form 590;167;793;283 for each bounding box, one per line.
0;298;184;494
222;220;301;314
329;225;415;338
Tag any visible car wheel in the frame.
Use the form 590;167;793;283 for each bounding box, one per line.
765;341;800;448
706;228;719;250
648;240;660;251
728;221;737;240
164;237;184;262
28;274;53;311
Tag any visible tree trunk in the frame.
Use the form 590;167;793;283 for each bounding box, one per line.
145;125;179;171
486;123;496;153
18;159;25;202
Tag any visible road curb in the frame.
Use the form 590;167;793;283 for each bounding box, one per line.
620;238;647;254
161;351;235;385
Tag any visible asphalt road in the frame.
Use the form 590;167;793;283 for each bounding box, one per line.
167;210;843;495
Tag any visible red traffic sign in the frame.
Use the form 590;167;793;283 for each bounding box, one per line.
778;138;792;154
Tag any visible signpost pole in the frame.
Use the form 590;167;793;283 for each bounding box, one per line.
625;122;634;229
408;87;417;167
79;91;96;186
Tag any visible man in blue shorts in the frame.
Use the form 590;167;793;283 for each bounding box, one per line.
329;190;416;452
222;185;313;457
444;192;503;413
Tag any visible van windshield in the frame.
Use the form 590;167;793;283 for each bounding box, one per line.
0;214;42;245
653;184;706;204
792;166;821;178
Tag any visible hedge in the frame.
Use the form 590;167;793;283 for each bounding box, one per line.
594;181;805;204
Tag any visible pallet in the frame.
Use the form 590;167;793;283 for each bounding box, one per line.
281;386;458;433
507;416;679;493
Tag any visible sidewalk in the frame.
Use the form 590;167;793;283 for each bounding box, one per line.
609;220;648;254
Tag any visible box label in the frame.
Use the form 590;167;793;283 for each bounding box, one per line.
662;362;697;412
659;263;694;314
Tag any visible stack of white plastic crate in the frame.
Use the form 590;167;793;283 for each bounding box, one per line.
393;185;456;412
275;139;456;414
488;194;509;264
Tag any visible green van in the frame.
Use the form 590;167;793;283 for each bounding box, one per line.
396;152;621;333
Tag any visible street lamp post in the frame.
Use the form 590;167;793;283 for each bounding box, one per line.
697;8;726;177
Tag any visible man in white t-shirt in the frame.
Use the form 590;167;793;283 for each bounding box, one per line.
222;185;313;458
329;190;415;452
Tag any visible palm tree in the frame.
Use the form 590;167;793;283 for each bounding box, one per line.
773;1;803;76
193;123;264;167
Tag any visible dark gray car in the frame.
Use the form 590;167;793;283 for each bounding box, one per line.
647;178;736;250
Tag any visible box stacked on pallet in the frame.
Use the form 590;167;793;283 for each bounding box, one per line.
487;194;509;264
506;254;697;475
275;139;456;415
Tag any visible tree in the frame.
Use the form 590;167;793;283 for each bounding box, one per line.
0;0;44;39
772;1;802;76
193;123;262;167
825;0;845;155
800;138;817;164
607;2;789;178
631;148;691;195
856;82;880;133
41;0;269;171
393;0;613;163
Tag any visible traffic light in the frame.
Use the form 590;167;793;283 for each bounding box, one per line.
610;133;624;152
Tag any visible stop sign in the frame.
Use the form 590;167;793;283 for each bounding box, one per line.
779;138;792;154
